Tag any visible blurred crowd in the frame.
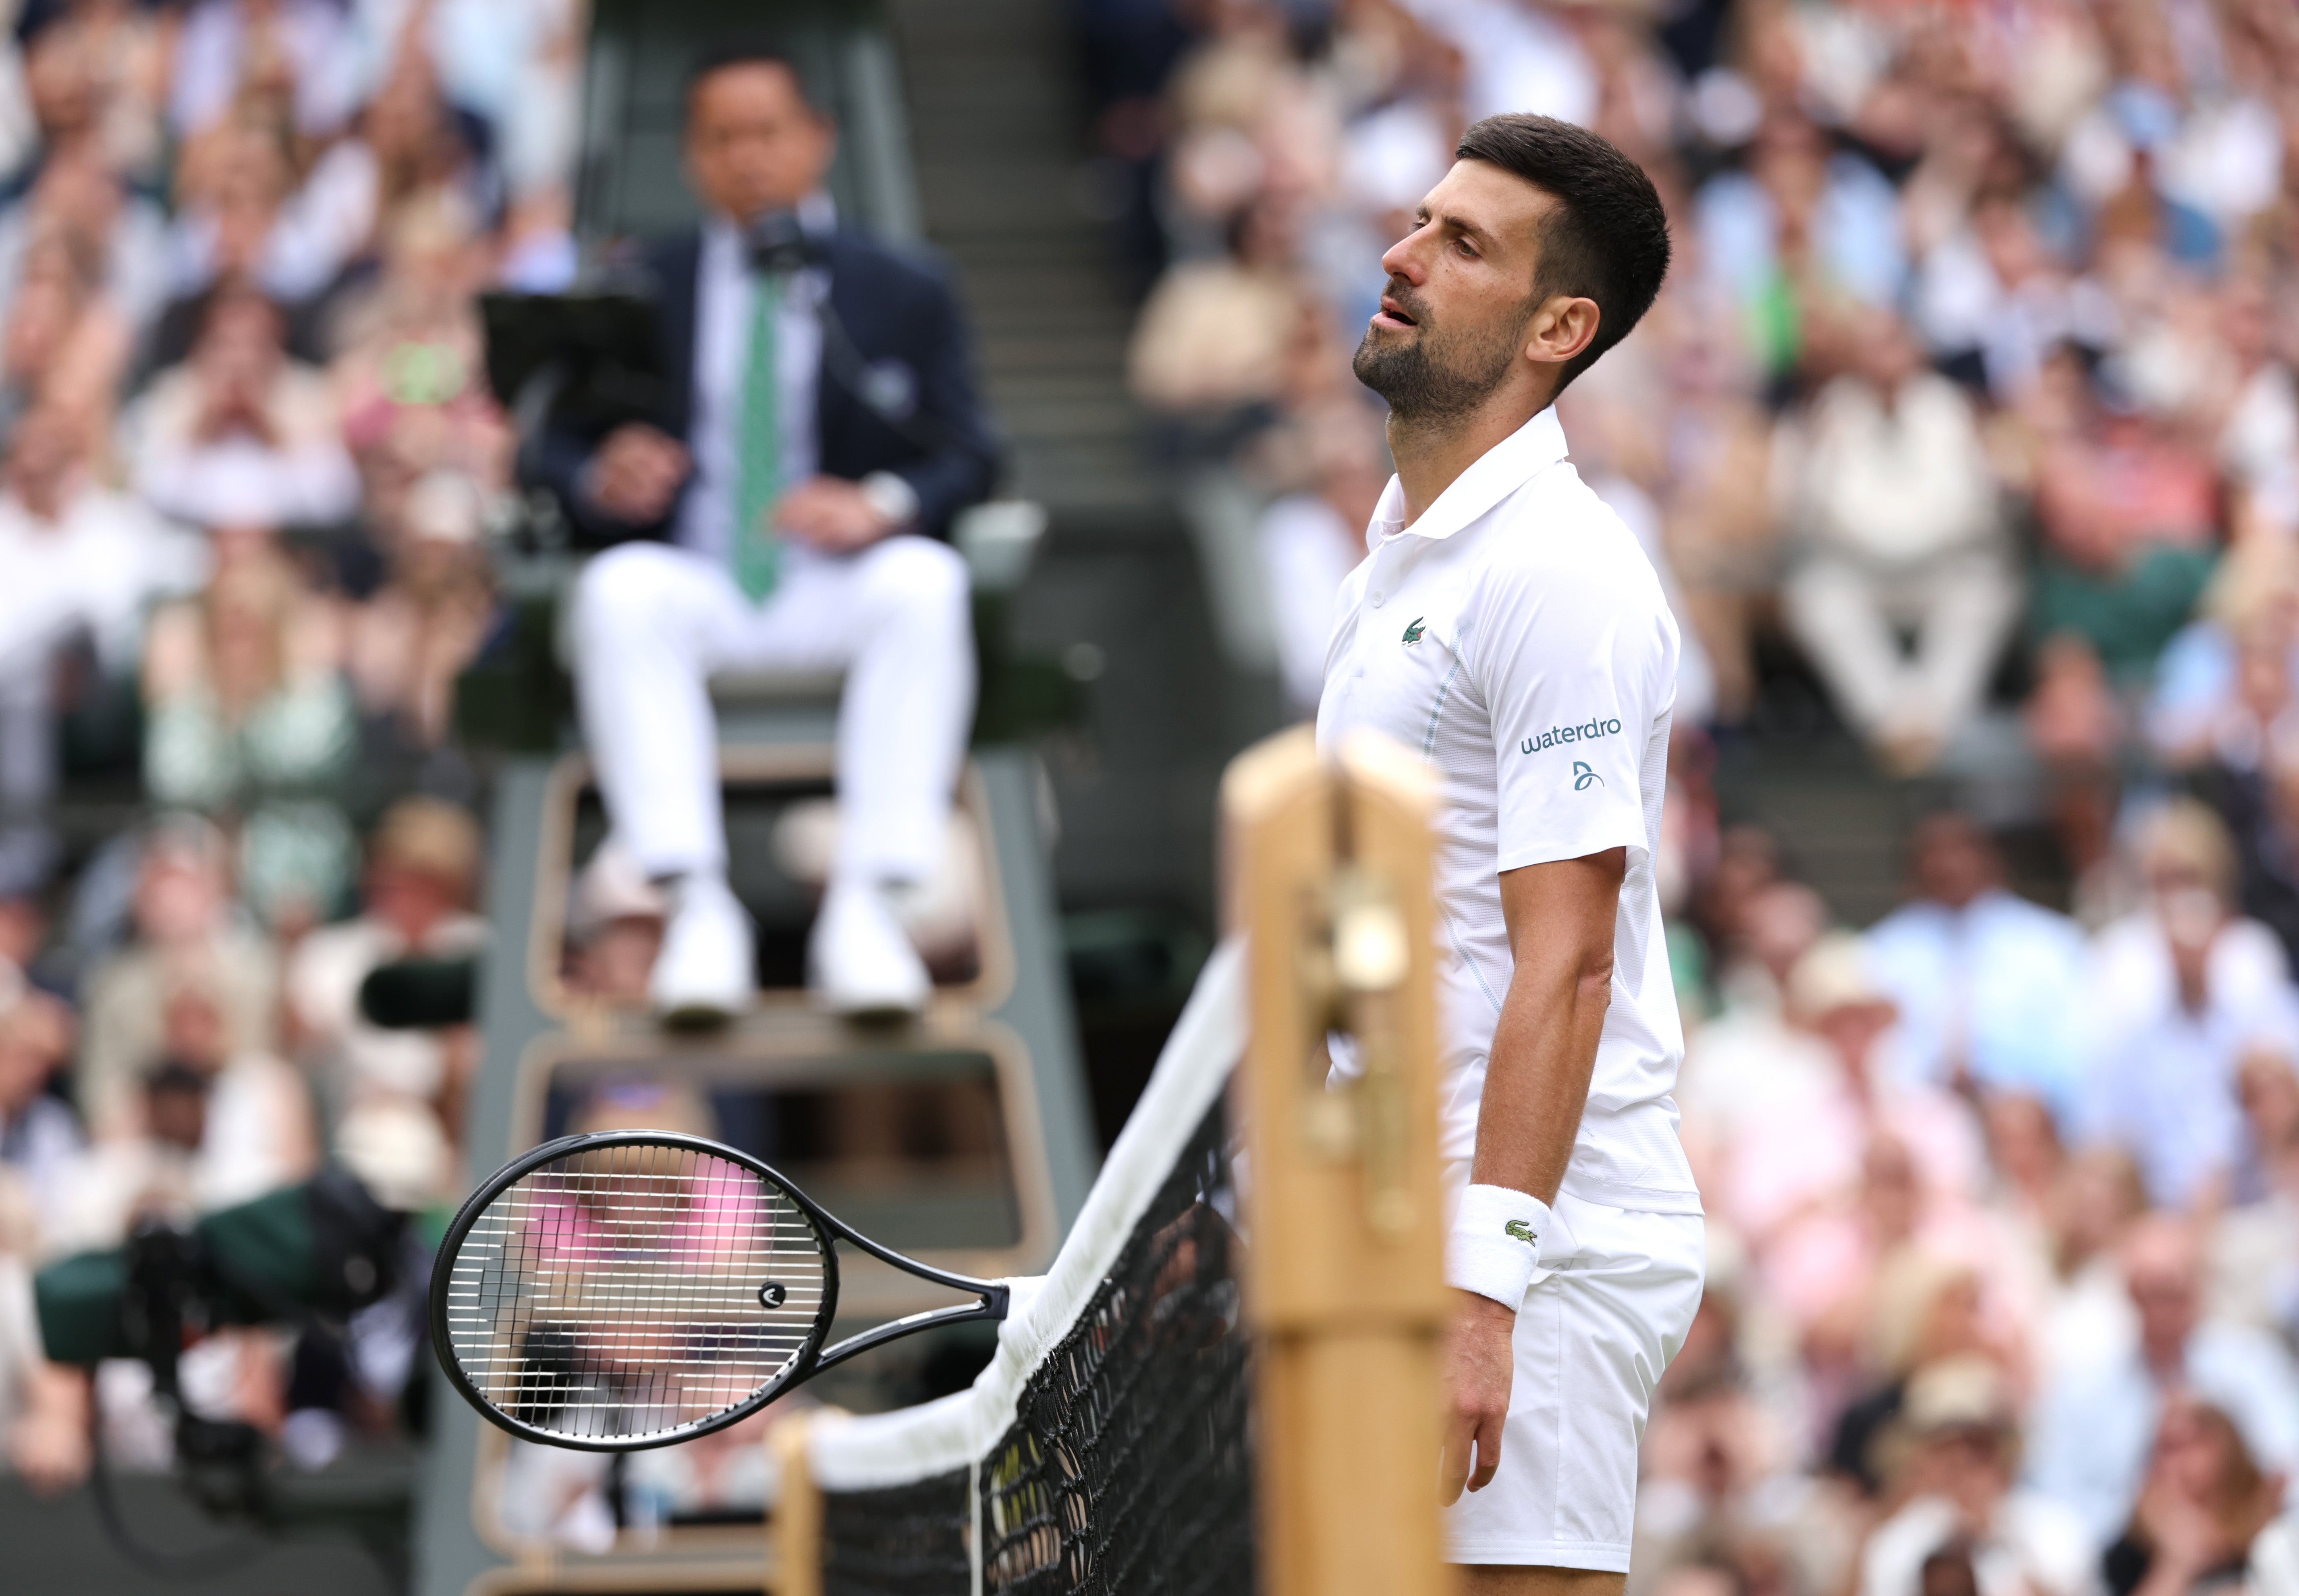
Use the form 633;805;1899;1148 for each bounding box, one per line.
1089;0;2299;1592
0;0;586;1490
0;0;2291;1580
1644;802;2299;1596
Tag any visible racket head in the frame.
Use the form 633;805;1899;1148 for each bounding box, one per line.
428;1130;840;1451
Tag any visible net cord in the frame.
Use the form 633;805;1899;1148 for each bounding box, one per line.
808;938;1247;1507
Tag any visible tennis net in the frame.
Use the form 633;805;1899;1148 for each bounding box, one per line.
807;941;1252;1596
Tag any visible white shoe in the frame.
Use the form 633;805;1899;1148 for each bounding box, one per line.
649;875;755;1027
809;882;930;1019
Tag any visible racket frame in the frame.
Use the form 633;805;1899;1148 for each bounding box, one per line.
428;1128;1011;1452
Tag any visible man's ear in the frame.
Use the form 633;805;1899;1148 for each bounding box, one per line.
1523;295;1601;369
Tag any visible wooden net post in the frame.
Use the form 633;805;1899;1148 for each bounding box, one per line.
1226;726;1448;1596
768;1411;823;1596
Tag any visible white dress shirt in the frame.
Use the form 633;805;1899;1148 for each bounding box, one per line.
673;205;828;564
0;487;205;676
1863;887;2092;1111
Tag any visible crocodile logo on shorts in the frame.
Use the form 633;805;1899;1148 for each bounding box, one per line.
1402;617;1426;645
1504;1220;1537;1244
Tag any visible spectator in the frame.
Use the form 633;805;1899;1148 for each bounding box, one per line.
1675;876;1830;1175
354;0;584;207
18;0;169;182
327;193;511;526
249;53;494;308
2029;358;2220;689
285;796;483;1158
562;838;667;1006
0;233;126;453
1863;814;2092;1117
2212;274;2297;530
166;0;363;145
0;141;169;334
2145;541;2299;777
2230;1045;2299;1208
544;43;997;1022
77;815;278;1139
54;980;314;1251
1780;307;2016;774
1706;934;1986;1336
1645;306;1779;730
0;405;203;889
1691;113;1907;378
2025;1216;2299;1550
141;533;358;928
1129;198;1319;426
341;469;497;758
2035;1149;2148;1384
2085;801;2298;1208
1858;1357;2097;1596
2211;1046;2299;1349
162;110;382;305
2103;1397;2293;1596
0;1270;80;1491
2215;734;2299;976
0;966;76;1251
1252;398;1387;716
122;279;361;531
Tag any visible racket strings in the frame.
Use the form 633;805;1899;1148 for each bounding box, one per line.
443;1142;830;1442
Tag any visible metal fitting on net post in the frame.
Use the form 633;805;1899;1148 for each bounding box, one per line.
1293;861;1417;1239
1331;865;1415;1239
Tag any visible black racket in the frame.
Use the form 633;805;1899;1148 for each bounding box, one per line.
427;1130;1008;1451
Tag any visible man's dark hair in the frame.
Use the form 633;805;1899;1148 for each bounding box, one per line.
1453;114;1670;391
685;38;822;118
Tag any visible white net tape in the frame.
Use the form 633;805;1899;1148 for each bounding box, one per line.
808;938;1247;1493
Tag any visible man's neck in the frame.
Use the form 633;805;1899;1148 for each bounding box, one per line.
1385;383;1557;527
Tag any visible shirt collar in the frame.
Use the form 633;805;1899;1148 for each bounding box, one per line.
704;192;839;263
1363;405;1571;550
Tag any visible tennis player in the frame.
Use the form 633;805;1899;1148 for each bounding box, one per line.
1315;114;1703;1593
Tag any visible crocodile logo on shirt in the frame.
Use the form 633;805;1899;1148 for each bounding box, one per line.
1504;1219;1537;1245
1401;616;1426;645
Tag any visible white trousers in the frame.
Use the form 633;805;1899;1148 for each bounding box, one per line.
1782;550;2019;743
570;536;975;886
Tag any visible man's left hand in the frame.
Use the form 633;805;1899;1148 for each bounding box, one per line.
775;476;898;552
1441;1289;1517;1505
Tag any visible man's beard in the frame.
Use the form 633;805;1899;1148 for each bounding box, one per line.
1352;290;1528;423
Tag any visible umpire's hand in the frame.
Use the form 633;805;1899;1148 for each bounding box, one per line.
585;423;693;524
1442;1289;1517;1503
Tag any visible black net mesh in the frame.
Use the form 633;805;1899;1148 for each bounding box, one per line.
822;1469;972;1596
818;1101;1253;1596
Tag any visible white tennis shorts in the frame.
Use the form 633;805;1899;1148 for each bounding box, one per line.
1444;1183;1706;1571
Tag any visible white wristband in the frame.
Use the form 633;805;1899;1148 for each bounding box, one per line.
1446;1185;1552;1310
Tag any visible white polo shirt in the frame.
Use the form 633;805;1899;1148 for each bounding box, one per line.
1316;407;1700;1214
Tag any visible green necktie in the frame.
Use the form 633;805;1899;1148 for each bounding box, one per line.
733;271;785;602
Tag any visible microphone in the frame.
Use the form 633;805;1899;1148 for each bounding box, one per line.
745;208;823;275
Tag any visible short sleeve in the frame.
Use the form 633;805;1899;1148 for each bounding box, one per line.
1471;548;1672;874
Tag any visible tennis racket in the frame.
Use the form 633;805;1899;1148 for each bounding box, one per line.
427;1129;1009;1451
